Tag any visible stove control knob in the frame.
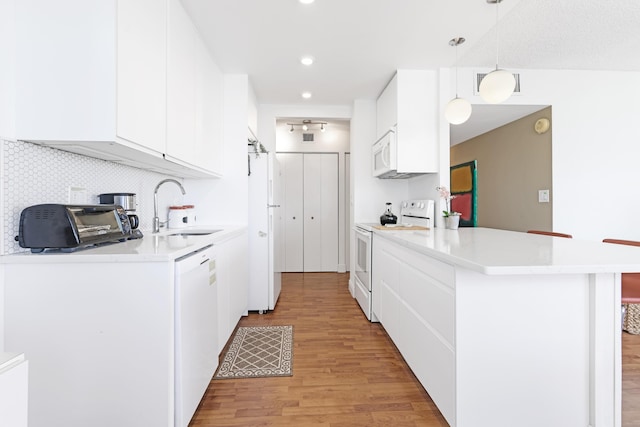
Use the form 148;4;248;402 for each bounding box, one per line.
402;202;408;208
418;202;424;208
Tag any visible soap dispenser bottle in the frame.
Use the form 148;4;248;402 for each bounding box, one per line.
380;202;398;225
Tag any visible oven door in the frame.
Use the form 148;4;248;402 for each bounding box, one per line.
354;226;371;291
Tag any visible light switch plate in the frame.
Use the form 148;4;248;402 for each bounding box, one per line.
538;189;550;203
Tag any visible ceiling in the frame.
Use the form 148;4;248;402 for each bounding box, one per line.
182;0;640;143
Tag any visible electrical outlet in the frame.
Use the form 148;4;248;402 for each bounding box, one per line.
68;187;88;204
538;189;550;203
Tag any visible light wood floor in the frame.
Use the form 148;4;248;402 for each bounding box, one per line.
190;272;640;426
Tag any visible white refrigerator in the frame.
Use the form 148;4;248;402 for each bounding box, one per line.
248;149;282;312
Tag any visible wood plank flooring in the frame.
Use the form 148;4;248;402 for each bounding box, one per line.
190;272;640;426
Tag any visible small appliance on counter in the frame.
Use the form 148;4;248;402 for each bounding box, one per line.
98;192;143;239
16;204;133;253
379;202;398;225
168;205;189;229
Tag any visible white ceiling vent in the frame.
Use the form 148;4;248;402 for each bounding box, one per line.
302;133;315;143
474;72;521;95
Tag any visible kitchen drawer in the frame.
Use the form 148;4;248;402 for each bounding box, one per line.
400;262;455;347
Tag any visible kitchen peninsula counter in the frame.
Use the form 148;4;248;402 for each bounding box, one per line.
373;226;640;275
371;227;636;427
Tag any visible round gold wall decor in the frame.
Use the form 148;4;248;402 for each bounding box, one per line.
534;118;550;134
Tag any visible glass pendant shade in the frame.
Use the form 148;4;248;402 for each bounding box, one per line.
445;97;472;125
479;69;516;104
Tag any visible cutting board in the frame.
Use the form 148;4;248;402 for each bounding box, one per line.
373;225;429;231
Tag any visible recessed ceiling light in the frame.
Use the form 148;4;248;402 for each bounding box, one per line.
300;56;314;66
301;92;312;99
299;0;315;4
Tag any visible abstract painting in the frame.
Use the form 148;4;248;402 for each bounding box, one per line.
450;160;477;227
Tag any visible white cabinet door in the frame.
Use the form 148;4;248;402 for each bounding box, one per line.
374;70;439;175
216;230;249;353
303;153;338;272
195;36;224;175
167;0;223;175
376;73;398;138
16;0;167;153
278;153;304;272
395;69;439;174
0;354;28;427
373;235;456;425
167;0;197;165
116;0;166;154
15;0;117;142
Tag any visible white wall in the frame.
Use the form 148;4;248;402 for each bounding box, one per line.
257;104;352;153
455;68;640;242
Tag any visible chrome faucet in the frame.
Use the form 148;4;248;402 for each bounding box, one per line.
153;178;186;233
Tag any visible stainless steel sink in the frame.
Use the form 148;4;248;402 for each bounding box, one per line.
168;229;221;237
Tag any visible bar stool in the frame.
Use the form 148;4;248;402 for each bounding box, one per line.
602;238;640;331
527;230;573;238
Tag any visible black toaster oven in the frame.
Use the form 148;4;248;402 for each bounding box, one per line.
16;204;133;253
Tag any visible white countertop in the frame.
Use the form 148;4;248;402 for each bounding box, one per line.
0;225;246;264
374;227;640;275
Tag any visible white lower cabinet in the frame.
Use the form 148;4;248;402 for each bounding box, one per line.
216;229;249;353
0;353;28;427
373;236;456;425
373;234;608;426
2;232;248;427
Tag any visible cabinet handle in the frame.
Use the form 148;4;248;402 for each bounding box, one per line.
293;216;296;220
311;216;314;219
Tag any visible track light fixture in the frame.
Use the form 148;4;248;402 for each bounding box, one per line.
286;120;328;132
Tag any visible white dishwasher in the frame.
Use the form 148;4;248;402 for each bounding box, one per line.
174;244;218;427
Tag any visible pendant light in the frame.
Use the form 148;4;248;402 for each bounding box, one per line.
445;37;472;125
479;0;516;104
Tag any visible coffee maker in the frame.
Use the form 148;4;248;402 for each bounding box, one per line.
98;192;143;239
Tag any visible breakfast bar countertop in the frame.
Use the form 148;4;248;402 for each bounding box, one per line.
373;226;640;275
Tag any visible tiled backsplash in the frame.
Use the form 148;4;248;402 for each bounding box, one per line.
1;139;179;254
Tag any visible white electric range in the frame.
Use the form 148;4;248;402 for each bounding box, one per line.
353;199;435;322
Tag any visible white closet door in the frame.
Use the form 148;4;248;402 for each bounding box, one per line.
303;153;338;272
278;153;304;272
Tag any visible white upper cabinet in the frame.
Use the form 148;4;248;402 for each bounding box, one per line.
375;70;439;175
14;0;222;178
167;0;198;166
117;0;167;155
195;36;224;175
376;74;398;138
15;0;165;154
167;0;223;176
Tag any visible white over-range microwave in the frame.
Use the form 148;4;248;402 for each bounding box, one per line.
372;127;397;178
371;126;418;179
